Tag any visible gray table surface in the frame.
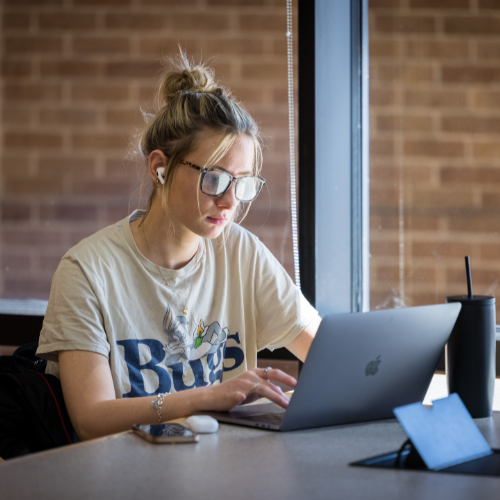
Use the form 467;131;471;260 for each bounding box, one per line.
2;411;500;500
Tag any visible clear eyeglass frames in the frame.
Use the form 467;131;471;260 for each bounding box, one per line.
180;160;266;202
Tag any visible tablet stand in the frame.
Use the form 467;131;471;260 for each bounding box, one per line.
351;394;500;477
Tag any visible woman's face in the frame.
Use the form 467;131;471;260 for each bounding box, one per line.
166;134;255;240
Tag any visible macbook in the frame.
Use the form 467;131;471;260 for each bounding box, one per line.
201;303;461;431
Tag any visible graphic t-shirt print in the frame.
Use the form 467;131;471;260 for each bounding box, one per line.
117;305;242;397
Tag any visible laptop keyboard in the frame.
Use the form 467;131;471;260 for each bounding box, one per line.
240;413;284;425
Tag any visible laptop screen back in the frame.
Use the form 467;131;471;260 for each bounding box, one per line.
280;303;461;431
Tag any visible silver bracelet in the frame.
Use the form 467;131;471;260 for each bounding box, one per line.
151;393;167;422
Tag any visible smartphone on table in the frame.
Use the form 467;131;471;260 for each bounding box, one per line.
132;423;200;444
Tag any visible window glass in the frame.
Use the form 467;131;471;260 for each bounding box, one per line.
0;2;295;303
369;1;500;319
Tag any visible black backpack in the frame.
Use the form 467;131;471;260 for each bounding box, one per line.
0;343;79;459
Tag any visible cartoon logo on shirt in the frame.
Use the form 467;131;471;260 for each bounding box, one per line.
162;305;228;366
194;320;204;349
117;304;245;398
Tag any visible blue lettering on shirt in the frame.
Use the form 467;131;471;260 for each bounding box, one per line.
117;306;246;398
224;331;245;372
117;339;171;397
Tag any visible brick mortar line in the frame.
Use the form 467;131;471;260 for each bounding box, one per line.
370;11;500;18
2;6;290;14
0;55;292;63
1;101;292;112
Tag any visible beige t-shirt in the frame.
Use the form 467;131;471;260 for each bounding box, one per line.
37;211;319;399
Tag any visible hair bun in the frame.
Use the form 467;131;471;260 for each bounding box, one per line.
161;66;218;103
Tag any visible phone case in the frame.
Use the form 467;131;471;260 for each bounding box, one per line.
132;425;200;444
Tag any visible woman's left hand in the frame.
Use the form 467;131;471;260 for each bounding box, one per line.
198;367;296;412
239;367;295;406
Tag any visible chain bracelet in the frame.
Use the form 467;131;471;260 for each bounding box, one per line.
151;392;167;422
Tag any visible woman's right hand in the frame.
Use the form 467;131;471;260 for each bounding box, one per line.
198;367;296;412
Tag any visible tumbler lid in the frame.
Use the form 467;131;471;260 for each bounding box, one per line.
446;295;495;306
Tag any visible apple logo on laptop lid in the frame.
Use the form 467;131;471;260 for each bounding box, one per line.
365;355;382;376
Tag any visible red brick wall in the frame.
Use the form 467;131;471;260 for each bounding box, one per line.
369;0;500;317
0;0;295;299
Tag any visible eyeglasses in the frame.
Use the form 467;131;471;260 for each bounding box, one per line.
180;160;266;202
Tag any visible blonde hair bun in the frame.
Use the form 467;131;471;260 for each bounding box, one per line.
161;62;220;104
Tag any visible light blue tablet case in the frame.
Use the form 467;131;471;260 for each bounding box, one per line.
393;393;493;470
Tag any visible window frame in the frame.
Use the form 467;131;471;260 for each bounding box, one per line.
298;0;369;316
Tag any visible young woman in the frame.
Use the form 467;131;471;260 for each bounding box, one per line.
36;56;321;441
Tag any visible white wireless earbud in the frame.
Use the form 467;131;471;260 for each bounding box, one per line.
156;167;165;185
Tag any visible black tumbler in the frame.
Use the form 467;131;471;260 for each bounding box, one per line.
445;295;496;418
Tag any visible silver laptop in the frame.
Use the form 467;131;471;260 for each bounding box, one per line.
201;303;461;431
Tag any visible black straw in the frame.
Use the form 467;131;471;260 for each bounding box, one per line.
465;256;473;299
